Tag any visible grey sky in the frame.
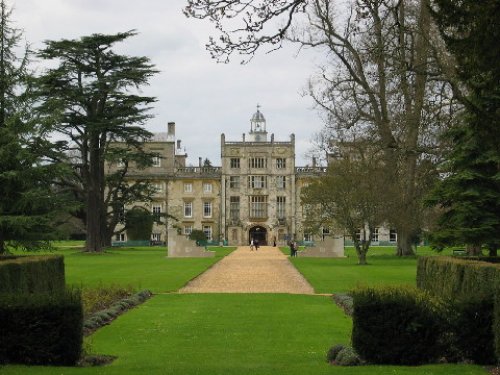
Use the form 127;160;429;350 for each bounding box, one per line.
15;0;324;166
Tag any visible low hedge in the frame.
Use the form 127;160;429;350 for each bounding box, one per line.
418;256;500;362
417;256;499;301
352;286;445;365
0;290;83;365
0;255;65;294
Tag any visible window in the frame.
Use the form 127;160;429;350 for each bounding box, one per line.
355;229;361;241
250;196;267;218
151;233;161;242
184;183;193;193
230;158;240;168
152;204;162;220
153;182;163;192
276;158;286;169
231;229;238;241
115;233;126;242
229;176;240;189
230;196;240;220
152;155;161;167
276;196;286;218
249;175;266;189
390;229;397;242
184;202;193;218
203;183;212;194
371;227;379;242
203;201;212;218
276;176;286;189
184;225;193;235
249;157;267;169
203;225;212;241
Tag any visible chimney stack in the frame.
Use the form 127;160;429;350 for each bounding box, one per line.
199;157;202;168
312;157;317;168
167;122;175;136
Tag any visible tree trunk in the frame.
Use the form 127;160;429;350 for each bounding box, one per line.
0;235;5;255
396;229;415;256
85;135;103;253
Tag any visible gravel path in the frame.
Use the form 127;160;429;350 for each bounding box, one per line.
179;246;315;294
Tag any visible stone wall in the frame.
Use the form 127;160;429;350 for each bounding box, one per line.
167;228;215;258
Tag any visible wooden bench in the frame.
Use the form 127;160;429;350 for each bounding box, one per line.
452;248;466;256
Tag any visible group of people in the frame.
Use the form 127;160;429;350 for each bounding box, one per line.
249;238;260;251
248;238;298;257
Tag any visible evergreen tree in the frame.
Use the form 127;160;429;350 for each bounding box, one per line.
34;31;159;253
428;0;500;254
0;0;69;253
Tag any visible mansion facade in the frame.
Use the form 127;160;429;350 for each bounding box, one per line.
110;107;397;246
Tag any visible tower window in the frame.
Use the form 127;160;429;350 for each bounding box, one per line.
230;158;240;168
249;157;267;169
276;158;286;169
229;176;240;189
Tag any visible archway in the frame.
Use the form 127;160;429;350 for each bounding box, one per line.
249;225;267;246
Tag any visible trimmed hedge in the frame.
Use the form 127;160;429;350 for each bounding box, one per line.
352;286;445;365
0;255;65;294
417;256;500;363
417;256;498;300
0;290;83;365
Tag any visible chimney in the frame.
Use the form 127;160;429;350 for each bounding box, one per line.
167;122;175;136
312;157;317;168
199;157;202;167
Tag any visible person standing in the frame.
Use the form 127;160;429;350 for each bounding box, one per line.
254;238;259;251
250;238;254;251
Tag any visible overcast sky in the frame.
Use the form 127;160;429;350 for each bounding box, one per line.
14;0;325;166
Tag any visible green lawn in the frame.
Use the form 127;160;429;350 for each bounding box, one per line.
1;244;489;374
285;246;455;294
2;294;486;375
25;246;235;293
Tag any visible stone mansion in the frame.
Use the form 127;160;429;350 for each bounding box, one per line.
110;107;397;246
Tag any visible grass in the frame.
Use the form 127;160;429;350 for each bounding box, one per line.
1;243;489;374
285;246;456;294
1;294;486;375
34;246;234;293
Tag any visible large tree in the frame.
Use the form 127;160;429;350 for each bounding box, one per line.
185;0;451;255
0;0;69;253
301;140;389;264
426;0;500;255
35;31;159;253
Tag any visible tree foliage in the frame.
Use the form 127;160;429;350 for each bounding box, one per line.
301;141;389;264
185;0;450;256
125;207;154;241
426;0;500;254
0;0;70;253
34;30;159;252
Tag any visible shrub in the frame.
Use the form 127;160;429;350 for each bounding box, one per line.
0;290;83;365
0;255;65;294
417;256;499;301
335;347;361;366
352;286;445;365
125;207;154;241
446;296;495;364
326;344;345;363
81;284;134;317
332;294;353;316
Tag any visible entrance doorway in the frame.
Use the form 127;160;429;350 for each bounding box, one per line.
249;226;267;245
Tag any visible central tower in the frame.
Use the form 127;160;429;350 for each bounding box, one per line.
248;105;268;142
